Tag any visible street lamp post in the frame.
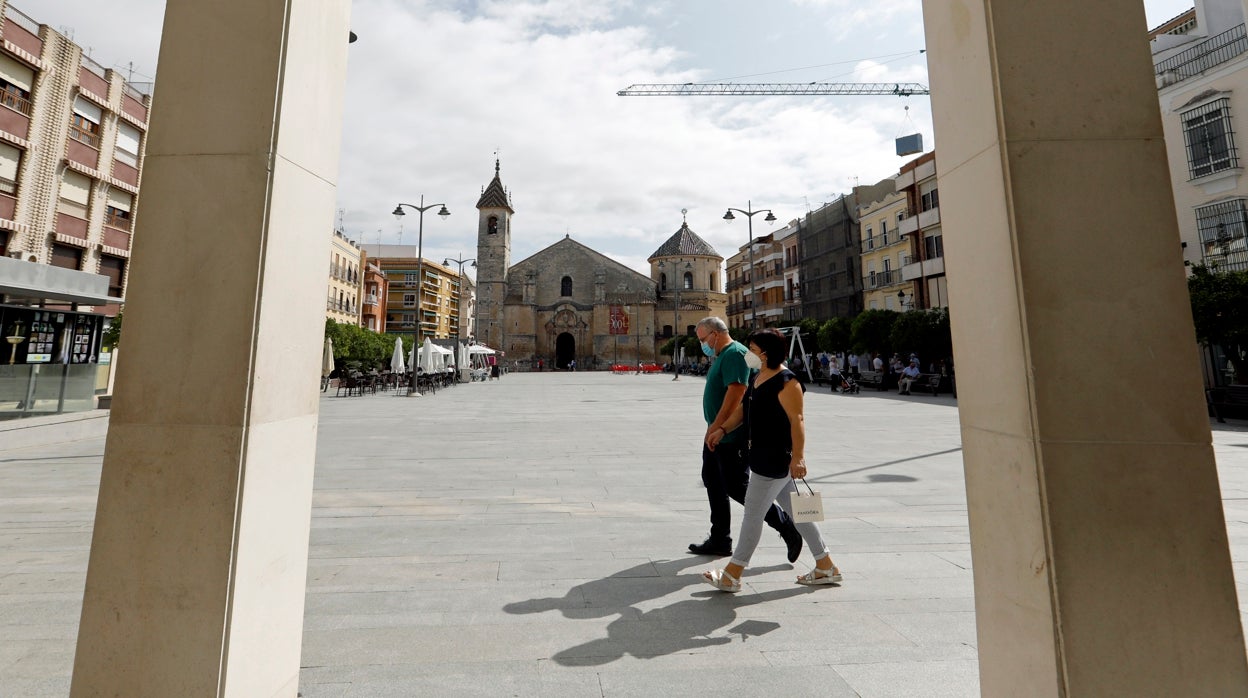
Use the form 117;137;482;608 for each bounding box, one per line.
391;196;450;347
659;259;691;380
444;254;476;381
898;288;913;310
723;200;777;330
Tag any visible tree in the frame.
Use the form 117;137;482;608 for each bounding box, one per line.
324;319;413;372
817;317;853;354
102;312;123;349
1188;265;1248;384
889;308;953;366
850;309;900;356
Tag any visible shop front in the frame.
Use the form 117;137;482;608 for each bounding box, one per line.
0;256;119;420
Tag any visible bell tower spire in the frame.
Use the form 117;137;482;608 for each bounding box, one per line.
475;159;513;349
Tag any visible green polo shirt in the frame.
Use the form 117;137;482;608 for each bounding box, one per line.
703;340;751;444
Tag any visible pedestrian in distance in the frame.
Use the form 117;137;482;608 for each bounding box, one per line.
688;318;803;563
702;328;842;592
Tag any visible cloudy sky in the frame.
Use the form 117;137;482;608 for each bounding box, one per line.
34;0;1194;276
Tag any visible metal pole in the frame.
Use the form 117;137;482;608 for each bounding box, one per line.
747;200;755;330
672;264;680;381
416;194;425;347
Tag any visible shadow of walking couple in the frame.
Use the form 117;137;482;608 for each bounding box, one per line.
502;557;815;666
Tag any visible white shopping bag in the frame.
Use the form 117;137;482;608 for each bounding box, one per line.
789;478;824;523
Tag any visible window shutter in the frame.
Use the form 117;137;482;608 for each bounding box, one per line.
0;54;33;92
72;96;102;124
59;170;91;205
106;188;132;212
0;142;20;182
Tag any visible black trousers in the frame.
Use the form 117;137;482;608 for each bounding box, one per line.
701;443;793;542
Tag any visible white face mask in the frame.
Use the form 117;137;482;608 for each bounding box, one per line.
744;351;763;371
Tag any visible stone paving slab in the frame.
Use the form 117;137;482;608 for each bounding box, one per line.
1;372;1247;696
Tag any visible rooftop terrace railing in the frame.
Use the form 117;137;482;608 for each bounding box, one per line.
1155;24;1248;87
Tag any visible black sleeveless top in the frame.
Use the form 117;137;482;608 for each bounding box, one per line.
743;368;805;478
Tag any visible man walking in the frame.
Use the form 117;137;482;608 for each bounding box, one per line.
689;317;802;561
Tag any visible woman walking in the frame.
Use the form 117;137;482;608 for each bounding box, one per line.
702;328;842;592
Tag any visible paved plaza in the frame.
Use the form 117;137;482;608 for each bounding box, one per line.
2;372;1248;696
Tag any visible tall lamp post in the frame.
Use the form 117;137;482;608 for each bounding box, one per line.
659;259;691;380
723;201;777;330
444;254;476;381
391;196;450;347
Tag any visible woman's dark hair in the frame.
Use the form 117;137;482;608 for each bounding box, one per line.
746;328;786;369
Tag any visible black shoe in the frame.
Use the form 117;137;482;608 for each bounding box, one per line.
688;537;733;556
780;525;802;563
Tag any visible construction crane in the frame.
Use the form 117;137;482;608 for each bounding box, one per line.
616;82;930;97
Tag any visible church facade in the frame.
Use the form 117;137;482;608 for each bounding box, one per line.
474;162;727;369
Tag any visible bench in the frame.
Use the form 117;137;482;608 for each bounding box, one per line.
1208;385;1248;423
856;370;885;389
910;373;953;396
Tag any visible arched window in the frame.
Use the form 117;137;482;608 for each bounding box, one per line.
561;275;573;296
488;216;498;234
683;272;693;290
660;273;667;291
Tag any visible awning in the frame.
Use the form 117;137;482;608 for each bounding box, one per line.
0;256;122;305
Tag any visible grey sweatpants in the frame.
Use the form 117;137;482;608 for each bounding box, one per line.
730;473;830;568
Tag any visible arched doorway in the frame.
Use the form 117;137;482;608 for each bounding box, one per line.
555;332;575;369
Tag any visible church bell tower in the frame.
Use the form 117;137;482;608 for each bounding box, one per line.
475;159;513;349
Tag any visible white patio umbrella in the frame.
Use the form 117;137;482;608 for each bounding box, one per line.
419;339;436;374
321;336;335;378
389;337;406;374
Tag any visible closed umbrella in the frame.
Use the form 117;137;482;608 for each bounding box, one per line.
390;337;406;374
321;337;335;378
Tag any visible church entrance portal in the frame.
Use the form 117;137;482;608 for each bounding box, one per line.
555;333;575;369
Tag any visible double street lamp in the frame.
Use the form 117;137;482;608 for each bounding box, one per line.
723;201;777;330
392;196;449;346
659;259;691;380
443;254;476;380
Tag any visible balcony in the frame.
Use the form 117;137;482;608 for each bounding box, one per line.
0;192;15;221
917;206;941;229
102;226;130;250
112;160;139;187
901;256;946;282
78;61;110;98
364;294;379;306
1155;24;1248;88
898;214;918;236
103;209;132;232
67;132;100;169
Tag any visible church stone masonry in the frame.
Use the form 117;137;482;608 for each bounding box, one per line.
473;163;726;369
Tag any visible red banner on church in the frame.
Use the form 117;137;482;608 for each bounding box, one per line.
609;305;630;335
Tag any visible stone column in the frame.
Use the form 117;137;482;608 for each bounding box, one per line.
70;1;350;695
921;1;1248;694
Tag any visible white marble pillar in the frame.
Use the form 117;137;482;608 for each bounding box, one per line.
70;0;350;695
921;0;1248;694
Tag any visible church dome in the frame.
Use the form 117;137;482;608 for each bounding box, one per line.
648;221;720;261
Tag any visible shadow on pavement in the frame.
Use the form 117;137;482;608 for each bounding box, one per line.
503;557;814;665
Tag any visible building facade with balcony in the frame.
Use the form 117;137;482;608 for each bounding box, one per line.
0;1;152;420
361;245;463;345
860;187;910;311
895;151;948;309
326;229;362;325
1152;0;1248;273
0;0;150;319
799;195;859;323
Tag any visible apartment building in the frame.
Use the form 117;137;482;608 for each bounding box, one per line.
0;1;151;419
326;228;362;325
860;187;910;311
1152;0;1248;272
361;244;465;344
895;151;948;309
359;253;388;333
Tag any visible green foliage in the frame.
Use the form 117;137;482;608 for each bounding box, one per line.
889;308;953;364
659;337;675;358
324;319;413;372
102;312;122;349
1188;265;1248;383
728;326;748;343
817;317;853;354
850;309;901;355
